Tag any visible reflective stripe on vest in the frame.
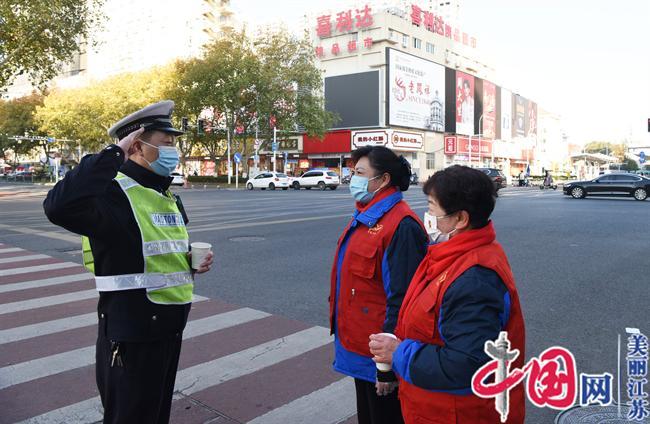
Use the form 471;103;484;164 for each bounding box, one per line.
81;236;95;274
82;173;193;305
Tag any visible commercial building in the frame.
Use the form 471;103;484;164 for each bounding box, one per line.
309;2;568;180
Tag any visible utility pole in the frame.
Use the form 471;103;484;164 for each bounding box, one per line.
227;126;231;185
273;127;277;173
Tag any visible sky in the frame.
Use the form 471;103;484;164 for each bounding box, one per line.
232;0;650;147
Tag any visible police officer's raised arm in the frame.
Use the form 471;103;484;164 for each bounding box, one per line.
43;128;144;238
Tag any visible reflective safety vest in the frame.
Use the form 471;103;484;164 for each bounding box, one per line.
82;172;193;305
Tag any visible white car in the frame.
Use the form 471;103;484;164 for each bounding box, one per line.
292;170;340;190
170;172;185;186
246;172;290;190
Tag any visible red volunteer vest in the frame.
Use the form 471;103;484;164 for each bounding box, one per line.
395;223;526;424
329;187;423;357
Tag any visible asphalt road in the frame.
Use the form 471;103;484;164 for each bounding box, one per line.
1;182;648;423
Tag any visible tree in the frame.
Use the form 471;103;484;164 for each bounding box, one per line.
0;0;104;90
0;93;46;166
168;28;336;175
622;158;639;171
35;65;176;160
583;141;626;162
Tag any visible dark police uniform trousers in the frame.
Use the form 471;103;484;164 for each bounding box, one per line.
44;145;191;424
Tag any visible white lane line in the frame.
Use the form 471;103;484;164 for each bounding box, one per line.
188;214;351;233
0;273;92;294
0;247;24;254
0;312;97;344
247;377;355;424
0;307;268;390
0;261;81;277
0;289;97;315
0;224;80;244
19;326;332;424
0;254;49;265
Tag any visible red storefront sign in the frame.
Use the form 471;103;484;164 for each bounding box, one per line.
444;136;492;155
303;130;352;154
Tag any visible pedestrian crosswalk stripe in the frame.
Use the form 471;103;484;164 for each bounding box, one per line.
174;326;331;396
0;289;97;315
0;312;97;344
0;307;271;390
0;254;50;265
0;273;92;293
0;247;24;254
0;261;80;277
246;377;356;424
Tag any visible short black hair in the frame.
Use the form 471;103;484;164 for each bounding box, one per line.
351;146;412;191
463;79;470;89
423;165;496;228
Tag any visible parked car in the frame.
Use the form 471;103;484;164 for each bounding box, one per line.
477;168;507;190
292;170;340;190
246;172;290;190
563;173;649;201
170;172;185;186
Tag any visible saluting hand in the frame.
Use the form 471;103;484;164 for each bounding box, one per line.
117;127;145;161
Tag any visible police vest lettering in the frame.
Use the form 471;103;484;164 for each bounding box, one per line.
151;213;184;227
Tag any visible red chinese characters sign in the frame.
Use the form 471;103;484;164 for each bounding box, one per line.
444;136;492;156
410;4;477;48
316;5;373;39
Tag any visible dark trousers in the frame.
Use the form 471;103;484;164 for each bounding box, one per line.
354;378;404;424
96;328;183;424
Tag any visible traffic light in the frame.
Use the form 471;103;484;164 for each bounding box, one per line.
181;117;188;132
197;118;204;135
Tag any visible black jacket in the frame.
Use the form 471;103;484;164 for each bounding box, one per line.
43;145;191;342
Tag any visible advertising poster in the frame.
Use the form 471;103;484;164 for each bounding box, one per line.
388;49;445;131
456;71;475;135
527;101;538;136
514;95;526;137
482;80;496;139
501;88;512;140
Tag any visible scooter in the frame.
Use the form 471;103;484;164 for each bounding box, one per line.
539;182;558;190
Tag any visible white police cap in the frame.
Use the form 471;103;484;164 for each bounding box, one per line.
108;100;184;140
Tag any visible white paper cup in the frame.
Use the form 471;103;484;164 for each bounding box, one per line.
375;333;398;371
190;242;212;270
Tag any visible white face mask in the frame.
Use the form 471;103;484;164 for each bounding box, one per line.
424;211;457;244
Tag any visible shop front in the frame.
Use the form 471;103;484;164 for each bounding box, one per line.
303;130;352;176
351;128;425;178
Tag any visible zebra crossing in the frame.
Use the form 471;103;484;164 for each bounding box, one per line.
0;243;357;424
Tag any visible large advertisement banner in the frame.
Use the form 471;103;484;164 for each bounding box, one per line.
444;136;492;155
456;71;475;135
482;81;496;140
527;101;538;136
514;95;526;137
501;88;512;140
388;49;445;132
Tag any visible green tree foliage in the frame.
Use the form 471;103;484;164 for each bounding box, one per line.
583;141;626;161
0;93;45;164
35;66;176;155
0;0;104;89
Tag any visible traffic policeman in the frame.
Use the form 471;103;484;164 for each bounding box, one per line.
44;100;213;424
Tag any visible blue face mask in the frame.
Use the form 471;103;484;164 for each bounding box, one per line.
350;174;381;204
141;141;179;177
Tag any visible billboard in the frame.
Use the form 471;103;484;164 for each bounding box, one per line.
388;48;445;132
482;80;496;140
456;71;475;135
324;71;380;129
500;88;512;140
514;95;526;137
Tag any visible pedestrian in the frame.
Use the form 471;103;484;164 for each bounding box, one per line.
369;165;526;424
518;170;525;187
330;146;428;424
43;100;214;424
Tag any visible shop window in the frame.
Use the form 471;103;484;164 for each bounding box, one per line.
426;153;435;170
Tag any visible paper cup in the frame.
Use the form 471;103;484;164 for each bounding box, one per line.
375;333;398;371
190;242;212;270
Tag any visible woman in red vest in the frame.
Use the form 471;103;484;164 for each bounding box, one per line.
330;146;428;424
369;165;526;423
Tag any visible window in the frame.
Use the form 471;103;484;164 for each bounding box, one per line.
327;171;338;177
613;175;640;182
597;175;614;182
277;173;288;178
426;42;435;54
402;34;409;47
413;37;422;49
426;153;435;170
